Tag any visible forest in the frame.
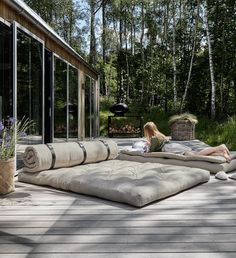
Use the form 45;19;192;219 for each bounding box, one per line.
24;0;236;148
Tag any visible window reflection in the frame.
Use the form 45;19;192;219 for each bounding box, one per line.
69;66;79;139
0;22;13;120
85;76;97;138
91;79;96;137
85;76;91;138
44;49;53;143
17;28;43;144
54;57;67;140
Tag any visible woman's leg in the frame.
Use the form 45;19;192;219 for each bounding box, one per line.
185;145;231;162
195;147;221;156
195;145;228;156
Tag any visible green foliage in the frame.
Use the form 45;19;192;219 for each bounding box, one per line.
25;0;236;143
168;113;198;125
25;0;236;117
97;55;118;97
100;96;116;111
196;116;236;151
100;106;171;137
142;108;171;136
24;0;88;54
99;96;114;136
100;104;236;150
100;110;112;136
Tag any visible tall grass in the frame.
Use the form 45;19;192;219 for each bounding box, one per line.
196;116;236;150
100;110;113;136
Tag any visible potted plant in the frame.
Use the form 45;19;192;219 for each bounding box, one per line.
0;117;33;195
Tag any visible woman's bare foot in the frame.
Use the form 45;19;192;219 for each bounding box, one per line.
224;145;230;154
223;150;231;163
226;146;230;155
219;144;230;155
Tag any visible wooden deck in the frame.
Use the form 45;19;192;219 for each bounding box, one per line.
0;175;236;258
3;138;236;257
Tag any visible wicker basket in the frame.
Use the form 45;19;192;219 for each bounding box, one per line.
171;119;195;141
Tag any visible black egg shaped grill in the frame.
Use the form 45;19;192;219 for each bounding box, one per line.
109;103;129;116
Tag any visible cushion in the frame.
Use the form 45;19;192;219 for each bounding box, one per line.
23;140;118;173
229;173;236;180
215;171;228;180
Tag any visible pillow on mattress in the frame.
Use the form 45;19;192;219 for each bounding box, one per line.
132;140;147;151
23;140;118;173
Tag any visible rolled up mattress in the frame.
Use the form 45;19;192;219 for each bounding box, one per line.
23;140;118;173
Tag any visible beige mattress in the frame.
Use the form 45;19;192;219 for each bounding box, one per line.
118;150;236;174
18;160;210;207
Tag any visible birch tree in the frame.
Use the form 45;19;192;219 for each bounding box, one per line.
140;1;145;104
172;0;177;110
89;0;96;66
180;0;200;112
205;0;216;119
163;0;170;112
101;0;107;95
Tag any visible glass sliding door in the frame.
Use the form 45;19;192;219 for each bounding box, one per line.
0;21;13;120
44;49;53;143
85;76;91;138
85;76;98;138
68;66;79;139
16;27;44;144
90;79;96;137
93;79;100;138
54;56;67;141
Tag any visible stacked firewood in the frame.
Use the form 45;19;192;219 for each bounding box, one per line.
109;124;141;134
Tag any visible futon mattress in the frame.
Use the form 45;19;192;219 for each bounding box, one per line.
18;160;210;207
118;140;236;174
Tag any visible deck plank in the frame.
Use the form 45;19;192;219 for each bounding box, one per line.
0;175;236;257
1;242;236;252
1;234;236;244
2;254;236;258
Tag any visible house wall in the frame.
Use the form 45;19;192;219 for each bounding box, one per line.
0;0;100;141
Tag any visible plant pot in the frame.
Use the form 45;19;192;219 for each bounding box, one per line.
0;158;15;195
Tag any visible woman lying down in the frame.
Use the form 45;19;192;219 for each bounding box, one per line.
133;121;231;163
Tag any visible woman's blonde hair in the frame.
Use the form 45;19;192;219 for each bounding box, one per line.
144;121;167;142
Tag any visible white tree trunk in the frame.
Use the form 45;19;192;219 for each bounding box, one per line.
172;0;177;110
205;1;216;119
89;0;96;66
163;1;169;112
180;0;200;112
140;1;145;103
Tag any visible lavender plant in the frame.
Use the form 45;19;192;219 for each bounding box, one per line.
0;117;34;161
